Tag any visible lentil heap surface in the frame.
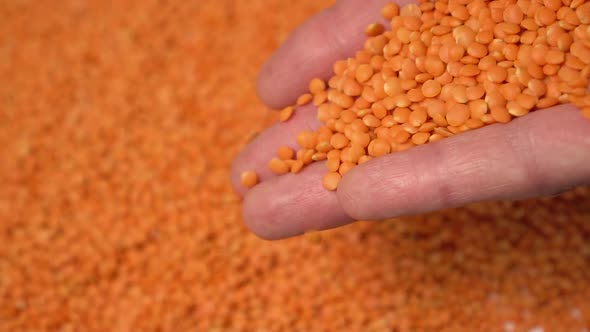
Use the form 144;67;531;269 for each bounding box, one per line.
1;0;590;331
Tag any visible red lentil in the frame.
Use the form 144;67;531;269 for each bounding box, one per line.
240;170;259;188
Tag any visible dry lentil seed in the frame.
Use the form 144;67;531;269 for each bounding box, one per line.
311;152;327;161
240;171;258;188
447;125;462;134
401;79;418;91
436;71;454;84
322;172;342;191
290;160;304;173
408;88;426;102
411;132;431;145
528;63;545;79
347;144;366;163
330;133;350;149
459;64;480;76
279;106;294;122
368;138;392;157
366;23;385;37
449;44;466;61
452;84;469;103
309;78;326;94
355;64;374;83
425;56;446;76
466;56;487;69
296;131;318;149
454;26;476;47
467;43;488;58
415;72;433;83
333;60;348;76
546;49;565;64
326;156;341;172
400;3;421;17
357;155;373;164
516;93;537;109
381;2;400;20
296;93;313;106
504;4;524;24
422;79;442;97
372;103;388;119
277;146;295;160
313;90;328;105
302;149;315;165
284;159;297;169
465;118;485;128
466;85;486;100
500;83;521;101
434;127;455;137
491;106;512;123
409;108;428;127
316;141;332;153
447;61;465;76
268;158;290;175
447;103;470;126
337;161;354;176
469;99;488;119
487;66;508;83
528;79;547;96
536;7;557;26
537;96;560;108
342;79;363;96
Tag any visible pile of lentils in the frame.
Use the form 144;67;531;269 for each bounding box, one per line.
2;0;590;331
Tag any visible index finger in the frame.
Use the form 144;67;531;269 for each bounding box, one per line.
257;0;409;109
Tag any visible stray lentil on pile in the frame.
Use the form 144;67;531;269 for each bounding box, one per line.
3;1;590;331
243;0;590;191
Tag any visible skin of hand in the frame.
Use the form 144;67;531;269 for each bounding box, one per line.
230;0;590;240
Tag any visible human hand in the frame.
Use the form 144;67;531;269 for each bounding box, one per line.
230;0;590;240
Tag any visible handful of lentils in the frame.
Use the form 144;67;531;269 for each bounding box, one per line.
241;0;590;191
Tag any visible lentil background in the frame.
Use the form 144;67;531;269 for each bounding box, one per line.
1;0;590;331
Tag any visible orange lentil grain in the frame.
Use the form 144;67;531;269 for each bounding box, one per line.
322;172;342;191
277;146;295;160
447;103;470;126
491;106;512;123
309;78;327;94
381;2;400;20
279;106;295;122
365;23;385;37
268;158;290;175
240;171;258;188
296;93;313;106
422;79;442;97
368;138;392;157
296;131;318;149
338;162;355;176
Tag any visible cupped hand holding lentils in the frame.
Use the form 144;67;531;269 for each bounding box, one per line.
231;0;590;240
